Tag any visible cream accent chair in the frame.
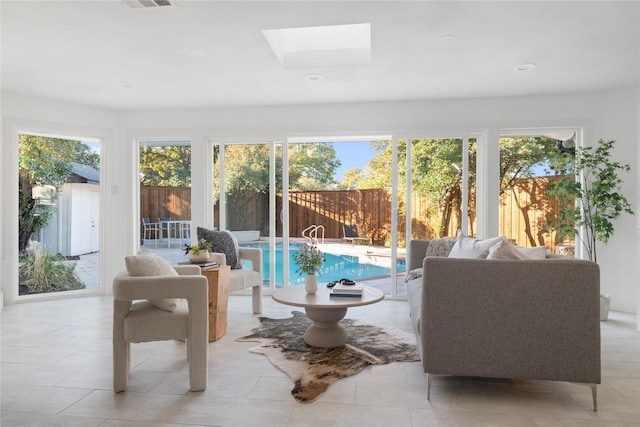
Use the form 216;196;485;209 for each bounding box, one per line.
113;265;208;392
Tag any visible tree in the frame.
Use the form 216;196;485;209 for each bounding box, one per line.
18;134;99;253
140;145;191;187
339;168;364;190
546;139;634;263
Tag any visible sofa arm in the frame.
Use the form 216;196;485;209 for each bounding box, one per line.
409;240;430;271
421;257;601;384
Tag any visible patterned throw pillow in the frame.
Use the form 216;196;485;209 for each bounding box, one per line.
424;238;457;257
197;227;241;269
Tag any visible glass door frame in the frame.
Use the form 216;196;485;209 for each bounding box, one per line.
2;118;107;305
208;138;280;292
499;126;583;256
398;131;486;298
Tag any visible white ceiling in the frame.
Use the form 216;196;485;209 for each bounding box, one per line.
1;0;638;111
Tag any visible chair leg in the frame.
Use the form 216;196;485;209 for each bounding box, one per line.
113;341;130;392
252;285;263;314
427;373;432;400
187;335;208;392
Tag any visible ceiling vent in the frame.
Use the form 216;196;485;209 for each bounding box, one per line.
122;0;175;9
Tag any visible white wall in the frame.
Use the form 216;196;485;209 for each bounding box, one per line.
2;87;638;317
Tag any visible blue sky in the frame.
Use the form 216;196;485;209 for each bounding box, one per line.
331;141;377;181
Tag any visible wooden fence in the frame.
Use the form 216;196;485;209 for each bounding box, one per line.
141;177;566;249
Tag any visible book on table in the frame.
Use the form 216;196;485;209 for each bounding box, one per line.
330;282;363;297
178;260;220;269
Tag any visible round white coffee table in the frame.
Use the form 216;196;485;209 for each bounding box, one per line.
272;285;384;348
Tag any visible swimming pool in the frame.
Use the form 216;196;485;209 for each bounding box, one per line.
241;243;405;286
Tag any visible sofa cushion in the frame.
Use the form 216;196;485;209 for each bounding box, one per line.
197;227;242;269
425;238;457;257
448;231;506;259
124;252;180;312
487;240;548;260
406;276;423;335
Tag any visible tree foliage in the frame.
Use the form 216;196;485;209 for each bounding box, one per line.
546;139;633;262
211;143;340;229
140;145;191;187
359;137;570;239
18;134;99;253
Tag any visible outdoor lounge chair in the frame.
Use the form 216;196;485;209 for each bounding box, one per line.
341;224;370;246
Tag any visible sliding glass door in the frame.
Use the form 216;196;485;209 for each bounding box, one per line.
213;141;279;289
399;136;477;294
138;140;192;263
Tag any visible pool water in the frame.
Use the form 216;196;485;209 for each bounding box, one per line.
241;243;405;286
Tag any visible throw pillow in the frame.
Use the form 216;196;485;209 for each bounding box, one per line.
197;227;241;269
487;240;548;260
425;238;457;257
124;251;180;312
448;230;506;259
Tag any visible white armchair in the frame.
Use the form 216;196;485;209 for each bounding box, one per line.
113;265;208;392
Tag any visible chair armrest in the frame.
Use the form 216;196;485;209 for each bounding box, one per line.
113;272;208;301
238;247;263;275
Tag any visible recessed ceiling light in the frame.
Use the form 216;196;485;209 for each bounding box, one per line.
514;63;536;72
118;81;133;88
305;74;325;81
187;48;203;56
439;34;455;42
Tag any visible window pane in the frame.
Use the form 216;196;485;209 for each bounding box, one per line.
498;135;573;250
19;133;100;295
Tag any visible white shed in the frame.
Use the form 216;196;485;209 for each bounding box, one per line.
39;162;100;257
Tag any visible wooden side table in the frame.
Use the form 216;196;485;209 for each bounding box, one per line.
201;266;230;342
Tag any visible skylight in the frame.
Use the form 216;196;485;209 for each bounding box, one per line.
262;23;371;69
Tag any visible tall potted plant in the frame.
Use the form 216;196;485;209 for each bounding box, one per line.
546;139;634;319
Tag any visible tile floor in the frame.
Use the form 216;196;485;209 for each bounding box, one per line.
1;294;639;427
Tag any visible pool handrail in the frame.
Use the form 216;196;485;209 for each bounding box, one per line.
302;224;325;245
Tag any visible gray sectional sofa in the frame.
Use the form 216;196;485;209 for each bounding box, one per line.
406;239;601;411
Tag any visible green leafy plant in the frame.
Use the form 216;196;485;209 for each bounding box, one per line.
546;139;634;263
292;243;325;275
18;242;84;293
183;238;212;255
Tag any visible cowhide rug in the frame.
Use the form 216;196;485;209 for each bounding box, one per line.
236;310;420;403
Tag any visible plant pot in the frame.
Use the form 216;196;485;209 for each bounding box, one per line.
305;274;318;295
189;251;210;263
600;294;611;321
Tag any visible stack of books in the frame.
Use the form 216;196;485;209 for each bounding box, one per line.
330;282;364;298
178;260;219;269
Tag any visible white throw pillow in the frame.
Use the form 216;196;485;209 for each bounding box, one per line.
125;252;180;312
448;231;506;259
487;240;548;260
